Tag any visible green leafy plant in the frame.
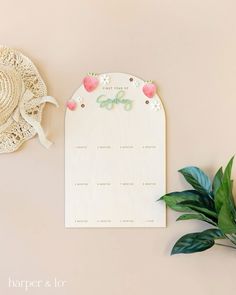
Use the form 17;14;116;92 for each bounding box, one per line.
160;157;236;254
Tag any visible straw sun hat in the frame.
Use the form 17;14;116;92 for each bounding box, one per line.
0;46;58;153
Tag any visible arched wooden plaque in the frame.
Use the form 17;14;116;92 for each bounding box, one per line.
65;73;166;227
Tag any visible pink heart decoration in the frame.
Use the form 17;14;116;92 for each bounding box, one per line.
66;100;77;111
142;83;157;98
83;75;99;92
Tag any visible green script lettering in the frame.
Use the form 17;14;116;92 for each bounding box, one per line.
96;91;132;111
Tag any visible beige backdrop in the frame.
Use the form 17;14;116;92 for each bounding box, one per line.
1;0;236;294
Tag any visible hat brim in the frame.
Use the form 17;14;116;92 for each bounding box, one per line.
0;46;47;153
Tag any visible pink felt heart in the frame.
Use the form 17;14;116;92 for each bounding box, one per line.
83;76;99;92
66;100;77;110
142;83;156;98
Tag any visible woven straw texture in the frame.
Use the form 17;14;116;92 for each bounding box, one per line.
0;46;47;153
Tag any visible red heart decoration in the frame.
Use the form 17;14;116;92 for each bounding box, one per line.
66;100;77;110
83;76;99;92
142;83;156;98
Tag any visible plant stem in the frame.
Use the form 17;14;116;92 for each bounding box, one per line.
215;243;236;250
230;234;236;244
226;234;236;246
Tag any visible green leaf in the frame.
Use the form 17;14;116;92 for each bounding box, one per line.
179;192;215;210
160;190;208;212
177;213;217;226
215;180;230;213
224;156;234;182
223;157;236;220
200;228;225;239
213;158;236;234
212;167;223;195
178;166;211;195
215;157;236;222
179;166;211;194
179;201;217;221
218;203;236;234
172;232;214;255
223;158;236;215
171;229;224;255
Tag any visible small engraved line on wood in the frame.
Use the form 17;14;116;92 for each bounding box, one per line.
97;145;111;149
142;145;157;149
75;146;88;149
120;145;134;149
120;182;134;186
